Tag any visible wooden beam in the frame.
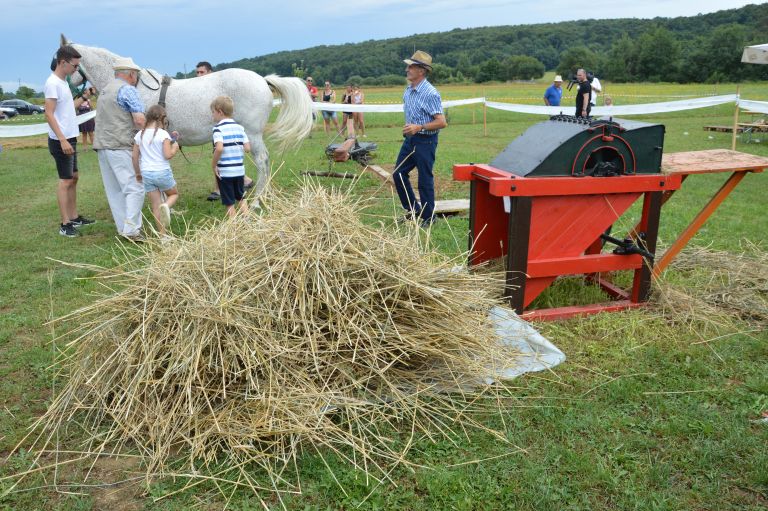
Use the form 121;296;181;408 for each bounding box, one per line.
366;165;393;188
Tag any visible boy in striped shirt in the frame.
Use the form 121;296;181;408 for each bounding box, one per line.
211;96;251;216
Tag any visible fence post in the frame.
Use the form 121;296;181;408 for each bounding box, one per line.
731;86;740;151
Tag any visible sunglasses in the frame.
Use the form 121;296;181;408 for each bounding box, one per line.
66;60;80;70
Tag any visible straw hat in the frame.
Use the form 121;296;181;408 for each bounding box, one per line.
113;57;141;72
403;50;433;71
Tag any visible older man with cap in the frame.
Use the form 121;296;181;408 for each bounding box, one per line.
543;75;563;106
93;57;147;242
392;50;447;226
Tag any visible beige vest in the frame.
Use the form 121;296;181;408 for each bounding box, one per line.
93;78;141;150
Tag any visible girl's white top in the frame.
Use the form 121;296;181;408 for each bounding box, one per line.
134;127;172;172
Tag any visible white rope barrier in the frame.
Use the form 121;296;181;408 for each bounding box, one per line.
0;111;96;138
0;95;754;138
737;99;768;115
486;95;738;116
309;96;486;113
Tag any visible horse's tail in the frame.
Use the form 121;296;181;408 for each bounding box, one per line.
264;75;313;151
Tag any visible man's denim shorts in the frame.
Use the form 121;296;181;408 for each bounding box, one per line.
141;168;176;192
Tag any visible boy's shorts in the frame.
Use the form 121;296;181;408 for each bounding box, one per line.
218;175;245;206
142;168;176;192
48;137;78;179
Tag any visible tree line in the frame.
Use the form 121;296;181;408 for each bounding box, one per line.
179;3;768;86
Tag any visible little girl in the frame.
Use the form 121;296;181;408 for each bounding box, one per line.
132;105;180;236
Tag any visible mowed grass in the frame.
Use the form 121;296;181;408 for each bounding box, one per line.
0;79;766;510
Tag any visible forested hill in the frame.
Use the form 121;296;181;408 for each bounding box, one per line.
201;3;768;84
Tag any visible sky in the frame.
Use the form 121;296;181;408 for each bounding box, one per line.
3;0;764;94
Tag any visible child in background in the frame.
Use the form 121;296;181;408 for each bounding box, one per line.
131;105;180;236
210;96;251;216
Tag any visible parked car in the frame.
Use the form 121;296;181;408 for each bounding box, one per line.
0;99;44;115
0;106;18;120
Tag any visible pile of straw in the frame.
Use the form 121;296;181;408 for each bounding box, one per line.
655;242;768;330
19;185;518;500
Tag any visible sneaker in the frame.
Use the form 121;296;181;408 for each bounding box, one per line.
122;232;146;243
158;203;171;229
70;215;96;227
59;222;78;237
206;191;220;201
397;211;416;224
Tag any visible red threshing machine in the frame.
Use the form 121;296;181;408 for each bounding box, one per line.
454;115;682;320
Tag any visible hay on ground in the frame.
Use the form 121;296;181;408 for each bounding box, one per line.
654;241;768;331
12;185;521;502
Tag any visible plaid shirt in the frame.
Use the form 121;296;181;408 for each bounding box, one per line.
116;84;145;113
403;79;443;135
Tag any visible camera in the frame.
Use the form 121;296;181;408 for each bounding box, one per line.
566;71;595;91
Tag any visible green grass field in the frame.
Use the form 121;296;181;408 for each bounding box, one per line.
0;80;766;510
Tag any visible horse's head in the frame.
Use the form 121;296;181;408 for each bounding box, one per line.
59;34;121;93
59;34;88;90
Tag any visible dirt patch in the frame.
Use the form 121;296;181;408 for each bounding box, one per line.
1;135;48;150
86;455;146;511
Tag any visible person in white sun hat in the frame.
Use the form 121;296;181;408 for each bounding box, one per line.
93;56;147;242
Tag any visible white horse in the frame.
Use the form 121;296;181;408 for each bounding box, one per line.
62;35;313;196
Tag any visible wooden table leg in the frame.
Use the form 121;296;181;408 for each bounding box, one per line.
653;171;747;277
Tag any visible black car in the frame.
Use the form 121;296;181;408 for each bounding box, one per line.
0;99;44;115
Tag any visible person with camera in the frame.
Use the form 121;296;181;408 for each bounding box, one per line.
575;68;592;118
45;45;96;238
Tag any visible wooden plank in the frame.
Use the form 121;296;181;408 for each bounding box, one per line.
703;125;744;133
302;171;355;179
738;123;768;131
662;149;768;175
366;165;393;187
433;199;469;215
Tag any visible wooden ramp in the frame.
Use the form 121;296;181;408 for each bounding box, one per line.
434;199;469;216
366;164;469;215
703;125;745;133
366;165;393;188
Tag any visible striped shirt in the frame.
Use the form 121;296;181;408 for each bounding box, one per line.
403;79;443;135
212;119;249;178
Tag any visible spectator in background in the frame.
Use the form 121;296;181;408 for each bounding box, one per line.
590;74;602;107
543;75;563;106
352;85;366;137
341;84;355;137
78;94;95;151
195;61;213;76
306;76;318;128
321;81;340;135
575;68;591;118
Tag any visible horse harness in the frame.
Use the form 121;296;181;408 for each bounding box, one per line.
158;76;172;108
